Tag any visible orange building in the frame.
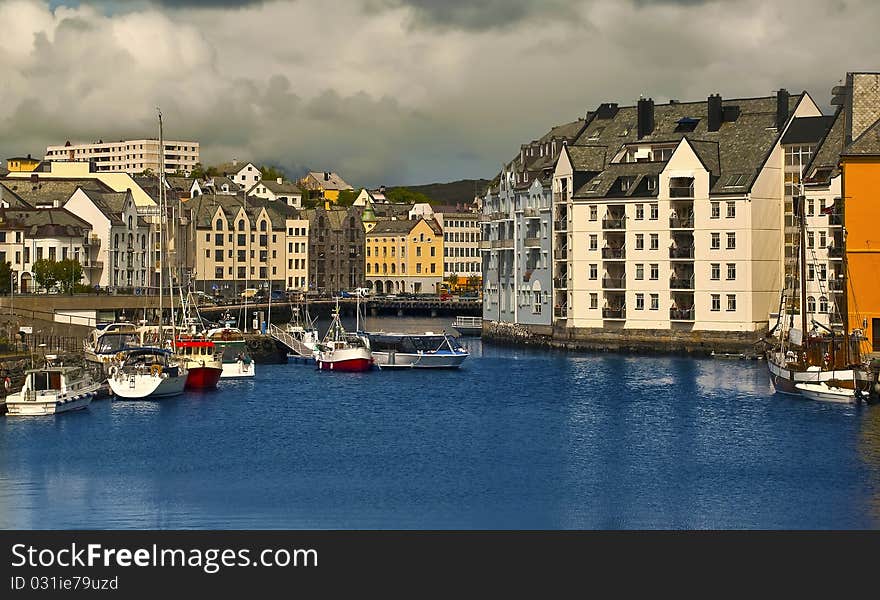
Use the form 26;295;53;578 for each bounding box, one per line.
841;106;880;354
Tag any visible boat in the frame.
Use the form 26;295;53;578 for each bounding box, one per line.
794;381;858;404
366;332;469;368
451;315;482;337
6;365;100;416
108;347;188;399
175;336;223;389
284;302;320;357
205;327;255;378
315;300;373;372
84;322;141;366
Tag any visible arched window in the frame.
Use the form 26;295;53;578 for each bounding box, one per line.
238;220;245;231
114;234;119;249
215;219;223;231
128;216;133;229
806;296;816;313
819;296;828;314
391;263;396;274
374;263;379;273
260;220;267;232
366;263;371;274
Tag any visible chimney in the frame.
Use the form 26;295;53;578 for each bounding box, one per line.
776;88;790;129
276;177;283;184
707;94;723;132
596;102;619;119
637;97;654;139
324;172;330;181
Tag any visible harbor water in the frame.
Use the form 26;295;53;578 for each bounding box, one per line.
2;316;880;529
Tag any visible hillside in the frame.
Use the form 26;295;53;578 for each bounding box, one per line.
386;178;489;206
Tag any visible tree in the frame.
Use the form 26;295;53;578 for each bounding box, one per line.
336;189;360;206
138;168;155;177
56;259;84;295
0;261;12;294
466;275;481;292
190;162;206;180
385;187;434;205
259;165;286;181
32;259;58;293
445;272;459;290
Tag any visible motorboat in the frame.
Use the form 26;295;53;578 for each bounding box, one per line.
175;336;223;389
84;322;140;366
315;301;373;372
205;327;255;378
794;381;857;404
6;365;101;416
451;315;482;337
108;347;188;399
366;332;469;369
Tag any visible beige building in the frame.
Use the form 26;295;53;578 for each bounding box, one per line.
433;208;482;288
365;218;443;295
44;139;199;175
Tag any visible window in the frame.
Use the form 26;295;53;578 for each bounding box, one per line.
635;264;644;280
807;199;815;216
711;263;720;280
635;293;645;310
819;296;828;313
711;202;720;219
808;264;815;281
726;233;736;249
818;265;826;281
635;204;644;220
650;264;658;280
819;231;827;248
807;231;814;249
430;247;436;257
589;264;597;280
726;263;736;280
635;234;644;250
589;234;597;251
647;177;657;192
650;294;659;310
711;294;721;311
726;202;736;218
590;293;598;309
649;204;658;220
650;234;658;250
807;296;816;313
727;294;736;311
589;206;597;221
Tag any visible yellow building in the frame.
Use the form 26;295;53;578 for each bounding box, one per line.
6;155;40;172
298;171;353;202
366;218;443;295
841;118;880;354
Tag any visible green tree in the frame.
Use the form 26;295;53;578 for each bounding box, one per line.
56;259;84;295
466;275;481;292
32;259;58;293
385;187;434;205
445;272;459;290
138;168;155;177
336;189;360;206
259;165;286;181
190;162;206;179
0;261;12;294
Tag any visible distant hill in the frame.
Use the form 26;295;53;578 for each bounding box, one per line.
386;178;490;206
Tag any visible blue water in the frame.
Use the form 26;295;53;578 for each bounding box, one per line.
2;317;880;529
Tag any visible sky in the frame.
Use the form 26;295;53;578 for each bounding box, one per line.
0;0;877;187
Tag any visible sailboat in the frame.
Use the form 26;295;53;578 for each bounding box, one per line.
314;298;373;372
283;296;320;357
108;109;188;399
766;190;860;399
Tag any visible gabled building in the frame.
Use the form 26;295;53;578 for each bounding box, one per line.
214;160;262;191
6;155;40;173
365;218;443;295
299;171;354;202
551;89;821;342
304;206;364;293
248;178;303;208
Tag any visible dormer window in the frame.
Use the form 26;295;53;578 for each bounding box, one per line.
675;117;699;132
588;180;602;193
653;147;674;162
646;177;658;192
588;127;605;140
619;176;635;192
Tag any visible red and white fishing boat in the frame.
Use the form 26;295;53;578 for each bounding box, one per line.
315;300;373;372
175;336;223;389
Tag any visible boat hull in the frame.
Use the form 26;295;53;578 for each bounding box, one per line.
185;366;223;389
316;347;373;372
6;391;96;416
767;357;855;396
221;360;255;378
372;350;469;369
794;382;856;404
109;372;188;399
451;325;481;337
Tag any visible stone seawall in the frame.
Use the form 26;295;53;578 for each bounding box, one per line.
483;321;766;357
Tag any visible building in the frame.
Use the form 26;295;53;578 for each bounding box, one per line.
248;178;303;208
365;218;443;295
552;90;821;339
839;72;880;354
299;171;354;202
0;208;93;293
6;155;40;173
63;188;152;290
427;206;481;291
44;139;199;175
482;118;588;327
305;206;364;293
353;187;389;206
215;160;262;191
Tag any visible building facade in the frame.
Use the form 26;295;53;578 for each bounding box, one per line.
305;206;365;293
435;210;481;290
365;218;443;295
299;171;354;202
248;178;303;208
44;139;199;175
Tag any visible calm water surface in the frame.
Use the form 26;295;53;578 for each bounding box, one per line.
2;316;880;529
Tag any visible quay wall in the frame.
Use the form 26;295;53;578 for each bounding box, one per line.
483;320;767;357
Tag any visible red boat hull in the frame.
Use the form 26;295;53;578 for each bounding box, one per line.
186;366;223;389
317;358;372;372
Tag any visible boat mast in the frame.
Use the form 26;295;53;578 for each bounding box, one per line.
798;188;808;353
157;108;165;347
242;192;249;333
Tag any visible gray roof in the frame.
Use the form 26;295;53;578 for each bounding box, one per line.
782;115;836;145
304;171;353;191
79;189;131;225
0;177;113;207
254;180;302;195
0;208;91;238
367;217;442;236
191;192;304;230
566;145;608;171
0;182;34;208
803;108;845;184
843;115;880;156
570;94;803;198
372;203;413;218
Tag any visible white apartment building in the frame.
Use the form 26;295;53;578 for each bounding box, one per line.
45;139;199;175
554;91;822;334
435;210;482;285
284;217;309;291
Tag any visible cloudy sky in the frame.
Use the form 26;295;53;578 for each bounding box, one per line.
0;0;876;187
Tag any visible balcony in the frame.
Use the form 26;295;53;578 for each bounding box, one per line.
669;178;695;198
828;279;844;292
602;277;626;289
554;247;568;260
84;260;104;269
524;237;542;248
524;207;541;218
479;241;492;250
669;246;695;259
828;213;842;226
602;307;626;320
492;239;514;249
82;235;101;247
670;276;695;290
670;308;695;321
601;247;625;260
554;305;568;318
602;217;626;230
828;246;843;259
553;277;568;289
553;219;568;232
669;216;694;229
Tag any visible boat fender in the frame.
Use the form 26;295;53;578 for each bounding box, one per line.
823;353;831;367
116;352;126;363
150;364;163;377
3;376;10;392
108;366;118;378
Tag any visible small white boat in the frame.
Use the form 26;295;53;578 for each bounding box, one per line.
366;332;469;368
205;327;255;378
6;366;100;416
451;315;482;337
794;382;857;404
315;301;373;372
84;322;140;365
108;348;189;399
